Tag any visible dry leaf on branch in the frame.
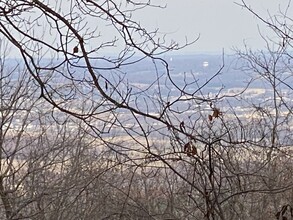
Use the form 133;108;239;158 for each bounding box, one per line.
73;46;78;53
184;142;197;156
212;108;222;118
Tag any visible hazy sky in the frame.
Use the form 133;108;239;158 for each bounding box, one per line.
135;0;291;54
3;0;291;57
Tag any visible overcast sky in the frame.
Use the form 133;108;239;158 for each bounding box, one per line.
134;0;291;54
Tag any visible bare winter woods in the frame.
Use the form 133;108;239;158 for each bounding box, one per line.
0;0;293;219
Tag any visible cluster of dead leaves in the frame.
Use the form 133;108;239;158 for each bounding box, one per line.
208;107;222;121
184;141;197;157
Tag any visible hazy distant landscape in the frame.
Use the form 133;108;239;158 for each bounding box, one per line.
2;1;293;219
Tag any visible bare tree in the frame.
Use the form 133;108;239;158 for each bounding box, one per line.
4;1;293;220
